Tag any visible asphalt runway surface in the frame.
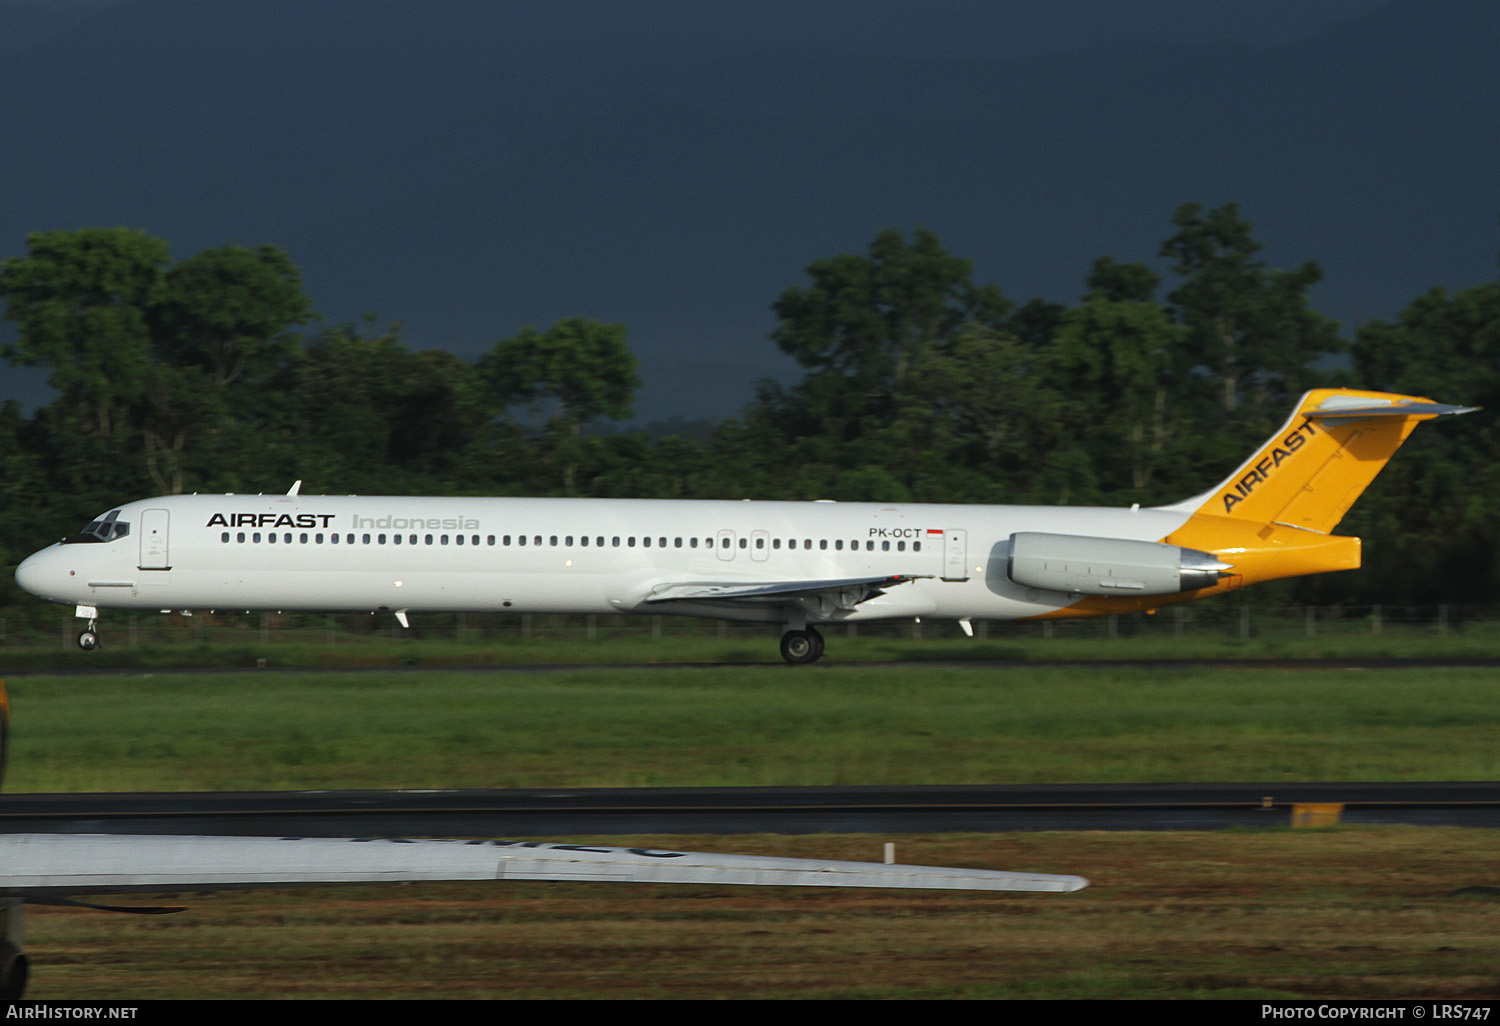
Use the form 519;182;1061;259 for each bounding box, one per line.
2;782;1497;836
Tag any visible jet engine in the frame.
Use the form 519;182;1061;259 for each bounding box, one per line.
1007;532;1231;597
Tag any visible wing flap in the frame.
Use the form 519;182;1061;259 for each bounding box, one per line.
644;575;924;604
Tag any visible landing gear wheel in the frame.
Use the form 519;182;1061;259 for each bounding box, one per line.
76;629;100;652
780;629;823;665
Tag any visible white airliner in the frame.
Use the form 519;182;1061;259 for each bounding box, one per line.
0;833;1087;997
13;388;1474;662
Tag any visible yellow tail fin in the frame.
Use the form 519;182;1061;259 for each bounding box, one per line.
1164;388;1476;534
1033;389;1475;619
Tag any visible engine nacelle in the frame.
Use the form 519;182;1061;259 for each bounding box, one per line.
1008;532;1231;597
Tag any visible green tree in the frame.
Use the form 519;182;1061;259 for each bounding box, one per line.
1345;280;1500;603
771;227;1011;403
261;322;491;492
1052;273;1186;495
483;317;639;493
151;243;312;388
903;324;1080;502
0;227;165;446
1085;255;1161;303
753;227;1015;495
0;229;317;496
1160;202;1342;415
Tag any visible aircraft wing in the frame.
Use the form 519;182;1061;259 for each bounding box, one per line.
0;833;1087;895
643;574;924;604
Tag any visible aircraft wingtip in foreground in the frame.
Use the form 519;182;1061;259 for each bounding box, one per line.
13;388;1476;663
0;832;1087;997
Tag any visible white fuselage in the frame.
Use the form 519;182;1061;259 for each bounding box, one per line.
15;494;1192;624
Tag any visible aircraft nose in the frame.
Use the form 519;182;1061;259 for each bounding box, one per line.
14;548;59;599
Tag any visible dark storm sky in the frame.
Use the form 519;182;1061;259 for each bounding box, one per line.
1;0;1493;423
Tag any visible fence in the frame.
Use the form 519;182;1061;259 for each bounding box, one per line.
0;603;1495;652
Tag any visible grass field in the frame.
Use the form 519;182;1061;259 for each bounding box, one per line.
4;664;1500;790
4;663;1498;999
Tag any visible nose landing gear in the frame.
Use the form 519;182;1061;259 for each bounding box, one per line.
74;606;101;651
76;627;101;651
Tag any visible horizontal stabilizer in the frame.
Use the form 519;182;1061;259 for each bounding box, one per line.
1304;397;1479;421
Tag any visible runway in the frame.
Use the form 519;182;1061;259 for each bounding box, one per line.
2;782;1497;836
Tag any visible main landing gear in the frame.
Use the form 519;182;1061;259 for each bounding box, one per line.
779;627;825;665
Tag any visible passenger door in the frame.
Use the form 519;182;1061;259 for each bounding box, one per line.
941;528;968;581
139;508;171;570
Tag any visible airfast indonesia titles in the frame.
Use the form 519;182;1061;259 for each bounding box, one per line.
205;513;483;531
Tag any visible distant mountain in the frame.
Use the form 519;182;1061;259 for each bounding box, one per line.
1;0;1495;421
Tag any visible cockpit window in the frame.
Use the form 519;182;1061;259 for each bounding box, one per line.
62;510;130;544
